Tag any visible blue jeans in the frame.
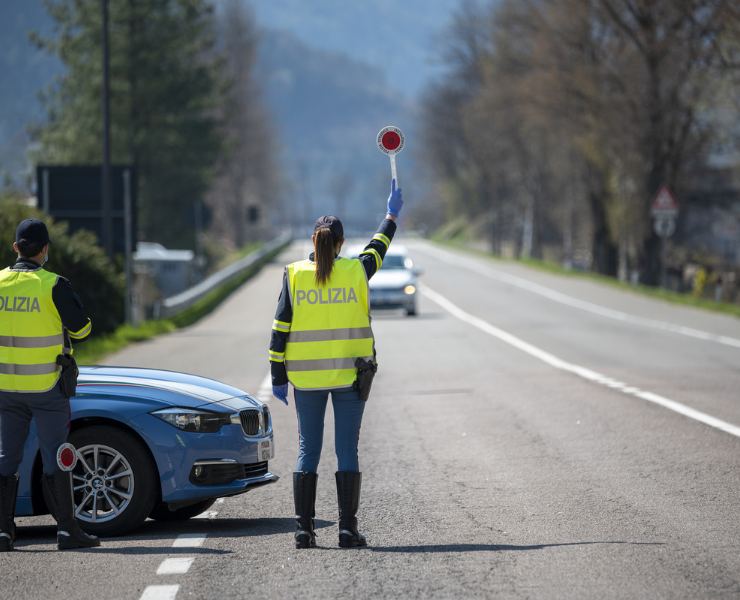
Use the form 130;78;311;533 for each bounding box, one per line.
294;388;365;473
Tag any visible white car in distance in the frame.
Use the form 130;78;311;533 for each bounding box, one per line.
347;244;420;316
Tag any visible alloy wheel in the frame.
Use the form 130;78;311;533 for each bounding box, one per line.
71;443;135;523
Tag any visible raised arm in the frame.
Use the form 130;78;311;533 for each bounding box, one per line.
358;179;402;280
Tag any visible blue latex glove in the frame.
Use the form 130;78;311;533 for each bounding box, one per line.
387;179;403;217
273;384;289;406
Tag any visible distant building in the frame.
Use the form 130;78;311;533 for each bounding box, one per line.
133;242;195;298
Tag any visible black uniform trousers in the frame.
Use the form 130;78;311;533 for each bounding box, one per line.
0;385;70;476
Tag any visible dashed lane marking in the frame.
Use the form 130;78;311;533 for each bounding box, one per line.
423;285;740;439
257;370;272;403
193;510;219;520
140;585;180;600
157;557;196;575
172;533;207;548
419;243;740;350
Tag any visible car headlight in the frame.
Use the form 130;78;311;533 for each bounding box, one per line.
152;408;231;433
404;285;416;295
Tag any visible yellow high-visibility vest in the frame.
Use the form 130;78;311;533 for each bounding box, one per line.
285;257;374;390
0;267;64;393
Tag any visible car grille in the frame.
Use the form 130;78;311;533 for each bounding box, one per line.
240;409;261;435
190;461;269;485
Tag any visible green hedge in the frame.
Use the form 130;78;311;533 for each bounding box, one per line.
0;201;125;334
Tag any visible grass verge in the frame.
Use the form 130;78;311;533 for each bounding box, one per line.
433;238;740;320
75;240;289;365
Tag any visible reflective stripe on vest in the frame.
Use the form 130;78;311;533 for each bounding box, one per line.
0;267;63;393
285;258;374;390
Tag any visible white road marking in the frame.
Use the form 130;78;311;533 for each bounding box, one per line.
423;285;740;439
257;371;273;403
419;243;740;350
172;533;207;548
157;557;195;575
140;585;180;600
193;511;219;520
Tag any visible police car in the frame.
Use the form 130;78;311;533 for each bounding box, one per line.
348;244;421;316
14;366;277;536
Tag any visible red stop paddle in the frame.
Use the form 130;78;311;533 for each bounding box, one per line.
377;126;405;186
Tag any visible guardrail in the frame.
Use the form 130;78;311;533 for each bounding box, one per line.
157;231;292;319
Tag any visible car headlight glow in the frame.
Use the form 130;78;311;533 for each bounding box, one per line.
404;285;417;295
152;408;231;433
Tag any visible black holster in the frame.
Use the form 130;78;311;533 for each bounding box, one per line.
56;354;79;399
353;358;377;402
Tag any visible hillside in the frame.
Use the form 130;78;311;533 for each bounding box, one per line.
258;29;416;227
0;0;425;227
245;0;462;95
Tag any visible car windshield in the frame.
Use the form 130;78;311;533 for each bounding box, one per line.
382;255;407;270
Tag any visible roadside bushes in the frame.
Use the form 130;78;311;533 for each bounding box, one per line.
0;200;124;335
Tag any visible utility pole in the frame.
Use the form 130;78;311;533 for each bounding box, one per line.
101;0;113;257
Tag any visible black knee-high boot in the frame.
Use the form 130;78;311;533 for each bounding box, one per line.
335;471;366;548
0;474;19;552
293;472;317;549
42;471;100;550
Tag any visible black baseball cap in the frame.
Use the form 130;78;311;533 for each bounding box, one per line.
314;215;344;240
15;219;51;246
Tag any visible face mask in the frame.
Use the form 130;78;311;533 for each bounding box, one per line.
41;251;49;266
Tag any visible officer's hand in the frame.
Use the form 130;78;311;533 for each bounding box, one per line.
273;384;289;406
387;179;403;217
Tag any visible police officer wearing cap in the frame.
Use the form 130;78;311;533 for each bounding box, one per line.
269;179;403;548
0;219;100;551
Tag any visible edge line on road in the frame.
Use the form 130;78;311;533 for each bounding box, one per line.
422;285;740;439
418;243;740;350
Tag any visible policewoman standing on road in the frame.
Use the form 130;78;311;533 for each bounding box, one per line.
269;179;403;549
0;219;100;551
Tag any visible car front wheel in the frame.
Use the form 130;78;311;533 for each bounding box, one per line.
67;425;158;537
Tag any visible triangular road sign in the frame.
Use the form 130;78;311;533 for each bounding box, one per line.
651;185;678;216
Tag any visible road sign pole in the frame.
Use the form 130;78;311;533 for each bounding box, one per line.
123;169;134;325
101;0;113;258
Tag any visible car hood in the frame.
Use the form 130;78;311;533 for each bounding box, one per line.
369;270;414;290
77;366;261;410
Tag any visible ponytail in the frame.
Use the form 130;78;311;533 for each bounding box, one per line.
314;227;336;285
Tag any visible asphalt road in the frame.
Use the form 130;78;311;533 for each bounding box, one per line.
2;238;739;599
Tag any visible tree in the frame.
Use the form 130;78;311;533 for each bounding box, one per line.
32;0;224;249
205;0;280;249
420;0;738;281
591;0;737;283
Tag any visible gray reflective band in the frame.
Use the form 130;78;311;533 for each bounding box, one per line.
286;357;373;372
0;334;64;348
288;327;373;343
0;363;59;375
